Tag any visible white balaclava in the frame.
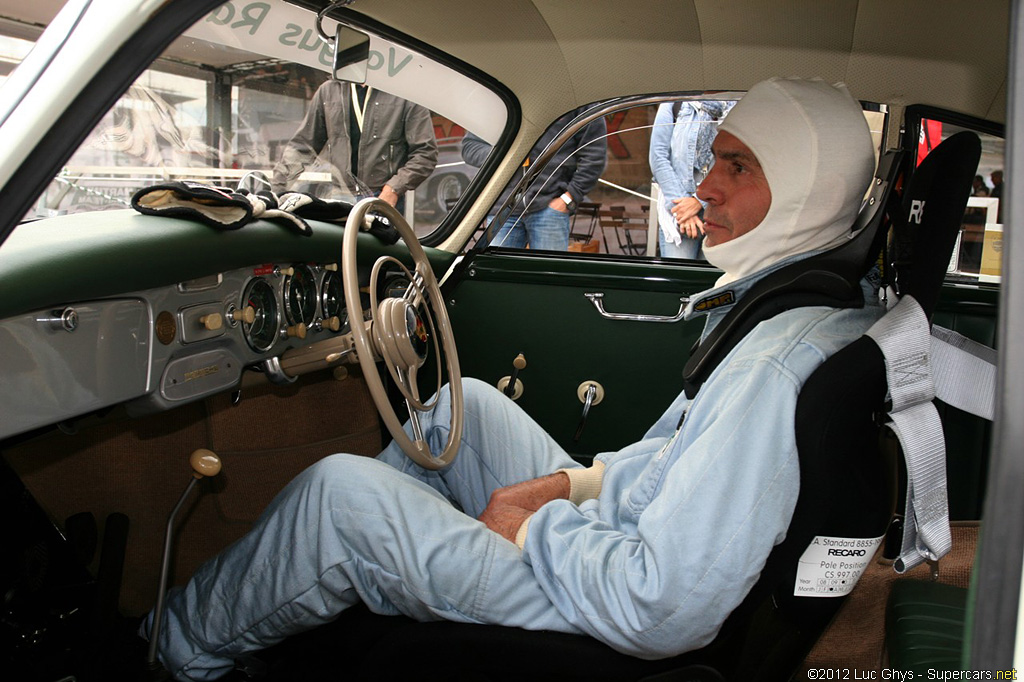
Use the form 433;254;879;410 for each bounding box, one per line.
701;77;876;286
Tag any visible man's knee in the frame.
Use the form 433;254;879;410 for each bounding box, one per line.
433;377;503;415
295;453;390;500
461;376;501;403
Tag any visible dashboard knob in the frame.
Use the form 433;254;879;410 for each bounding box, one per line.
287;323;307;340
324;263;339;272
232;306;256;325
199;313;223;331
324;316;341;332
278;266;294;277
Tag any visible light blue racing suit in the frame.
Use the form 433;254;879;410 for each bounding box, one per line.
152;252;884;680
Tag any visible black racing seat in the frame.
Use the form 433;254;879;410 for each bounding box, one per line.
249;134;980;681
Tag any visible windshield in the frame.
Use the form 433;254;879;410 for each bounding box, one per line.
8;0;508;240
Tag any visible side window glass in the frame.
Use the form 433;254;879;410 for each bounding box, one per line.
474;98;883;260
472;100;736;259
912;113;1005;283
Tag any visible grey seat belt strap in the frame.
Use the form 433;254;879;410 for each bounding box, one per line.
866;295;952;573
931;325;997;421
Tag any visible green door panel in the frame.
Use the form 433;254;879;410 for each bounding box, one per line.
444;251;721;457
442;251;1001;513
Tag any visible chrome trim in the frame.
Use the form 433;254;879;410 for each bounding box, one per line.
584;292;689;323
261;356;297;385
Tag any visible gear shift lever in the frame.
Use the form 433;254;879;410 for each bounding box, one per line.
146;448;222;672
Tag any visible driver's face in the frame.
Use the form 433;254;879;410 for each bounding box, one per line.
696;131;772;247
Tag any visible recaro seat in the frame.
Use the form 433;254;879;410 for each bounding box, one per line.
250;133;981;681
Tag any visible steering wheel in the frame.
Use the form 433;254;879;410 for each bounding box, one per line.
342;197;463;470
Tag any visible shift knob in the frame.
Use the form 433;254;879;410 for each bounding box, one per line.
148;446;224;669
190;448;222;479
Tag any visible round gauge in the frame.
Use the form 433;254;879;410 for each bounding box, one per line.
283;264;317;326
241;278;280;352
321;270;347;330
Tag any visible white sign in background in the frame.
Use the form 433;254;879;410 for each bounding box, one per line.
183;1;506;144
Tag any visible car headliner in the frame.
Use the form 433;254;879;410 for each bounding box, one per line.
2;0;1008;125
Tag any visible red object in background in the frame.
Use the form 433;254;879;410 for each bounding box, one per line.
432;117;466;143
917;119;943;166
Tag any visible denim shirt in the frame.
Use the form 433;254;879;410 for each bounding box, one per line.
649;101;734;215
521;254;884;658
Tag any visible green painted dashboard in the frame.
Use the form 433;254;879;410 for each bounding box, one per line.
0;210;457;321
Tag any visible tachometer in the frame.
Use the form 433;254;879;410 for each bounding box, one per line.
321;270;347;332
241;278;279;352
283;264;317;326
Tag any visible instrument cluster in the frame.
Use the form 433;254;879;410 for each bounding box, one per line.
237;263;349;354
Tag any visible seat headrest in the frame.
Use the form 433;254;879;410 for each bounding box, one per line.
894;131;982;319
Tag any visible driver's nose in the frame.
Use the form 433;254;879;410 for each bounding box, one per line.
697;163;723;206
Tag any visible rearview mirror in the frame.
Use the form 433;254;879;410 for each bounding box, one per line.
332;24;370;83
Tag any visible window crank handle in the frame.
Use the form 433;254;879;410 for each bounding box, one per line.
574;381;604;441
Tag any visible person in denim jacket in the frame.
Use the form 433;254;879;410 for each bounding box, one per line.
148;78;880;680
649;100;734;259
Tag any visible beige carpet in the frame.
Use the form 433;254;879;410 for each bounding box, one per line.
4;369;381;615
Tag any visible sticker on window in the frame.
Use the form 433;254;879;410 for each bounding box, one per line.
793;535;884;597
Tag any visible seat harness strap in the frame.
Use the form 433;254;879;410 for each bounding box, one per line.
931;325;997;421
866;294;952;573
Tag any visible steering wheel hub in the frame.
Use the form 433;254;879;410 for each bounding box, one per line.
406;305;430;359
376;297;431;370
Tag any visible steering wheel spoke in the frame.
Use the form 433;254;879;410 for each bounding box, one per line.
343;198;463;470
409;265;428;296
405;403;426;441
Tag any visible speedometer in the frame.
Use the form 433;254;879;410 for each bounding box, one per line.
241;278;279;352
283;264;317;326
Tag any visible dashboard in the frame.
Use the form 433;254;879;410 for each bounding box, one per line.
0;209;453;443
0;260;351;441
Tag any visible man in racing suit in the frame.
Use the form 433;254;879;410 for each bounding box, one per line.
149;77;881;680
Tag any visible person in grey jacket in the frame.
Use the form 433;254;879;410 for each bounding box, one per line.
147;78;881;681
272;80;438;208
461;107;607;250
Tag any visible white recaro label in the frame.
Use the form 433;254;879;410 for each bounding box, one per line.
793;535;884;597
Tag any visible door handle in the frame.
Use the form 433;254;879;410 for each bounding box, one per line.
584;292;688;323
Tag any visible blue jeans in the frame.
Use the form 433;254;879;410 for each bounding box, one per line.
658;232;703;260
150;378;583;680
491;206;571;251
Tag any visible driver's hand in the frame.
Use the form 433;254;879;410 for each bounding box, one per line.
478;472;570;543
